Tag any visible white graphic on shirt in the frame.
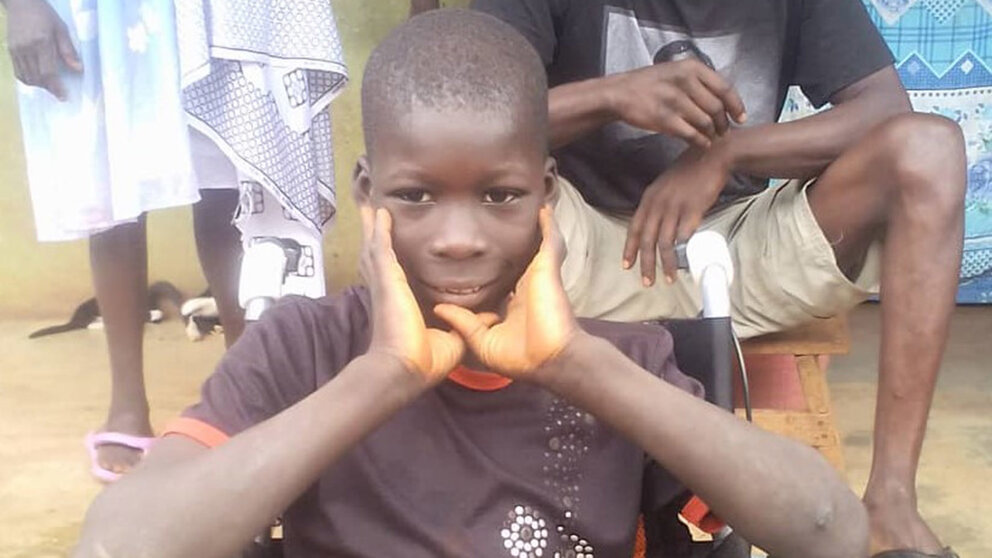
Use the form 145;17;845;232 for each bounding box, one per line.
500;505;597;558
554;530;595;558
532;397;598;557
501;506;549;557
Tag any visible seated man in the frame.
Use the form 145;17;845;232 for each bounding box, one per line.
471;1;967;556
73;10;866;558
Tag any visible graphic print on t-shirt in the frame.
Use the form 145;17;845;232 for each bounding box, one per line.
601;6;782;155
498;398;599;558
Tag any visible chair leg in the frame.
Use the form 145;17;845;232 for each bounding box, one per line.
797;355;846;472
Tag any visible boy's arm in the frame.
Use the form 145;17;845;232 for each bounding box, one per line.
74;352;427;558
75;208;467;558
542;334;869;558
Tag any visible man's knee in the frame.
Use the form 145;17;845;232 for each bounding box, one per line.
874;113;967;216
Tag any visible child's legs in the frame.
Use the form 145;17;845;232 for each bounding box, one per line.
192;190;245;347
89;217;153;472
189;128;245;347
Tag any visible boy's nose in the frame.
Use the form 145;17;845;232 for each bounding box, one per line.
428;208;487;260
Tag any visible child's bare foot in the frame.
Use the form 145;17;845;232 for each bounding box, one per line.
89;412;155;479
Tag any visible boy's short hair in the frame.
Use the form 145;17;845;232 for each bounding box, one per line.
361;9;548;157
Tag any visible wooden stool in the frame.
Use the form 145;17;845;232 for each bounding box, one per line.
737;316;850;472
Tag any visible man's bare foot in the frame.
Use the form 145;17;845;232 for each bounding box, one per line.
95;412;154;476
864;484;944;556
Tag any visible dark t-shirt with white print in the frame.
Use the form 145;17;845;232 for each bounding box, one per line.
472;0;895;214
180;288;704;558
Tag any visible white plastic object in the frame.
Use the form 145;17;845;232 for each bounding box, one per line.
239;241;290;320
686;231;734;319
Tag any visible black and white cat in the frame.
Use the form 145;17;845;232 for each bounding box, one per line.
29;281;222;341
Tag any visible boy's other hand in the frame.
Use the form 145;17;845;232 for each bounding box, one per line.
607;59;746;149
435;207;580;381
5;0;82;101
360;207;466;384
622;146;730;285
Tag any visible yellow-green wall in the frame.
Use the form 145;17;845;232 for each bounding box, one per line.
0;1;467;318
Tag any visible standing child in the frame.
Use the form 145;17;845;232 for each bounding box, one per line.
3;0;346;482
3;0;242;481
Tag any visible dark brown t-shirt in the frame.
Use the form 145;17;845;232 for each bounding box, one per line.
174;287;703;557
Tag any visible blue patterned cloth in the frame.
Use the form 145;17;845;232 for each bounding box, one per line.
16;0;196;241
782;1;992;302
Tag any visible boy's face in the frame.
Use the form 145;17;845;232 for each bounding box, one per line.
356;108;557;319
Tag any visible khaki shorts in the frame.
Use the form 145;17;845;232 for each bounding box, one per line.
555;177;881;338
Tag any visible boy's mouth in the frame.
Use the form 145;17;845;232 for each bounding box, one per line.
434;286;483;295
421;279;499;305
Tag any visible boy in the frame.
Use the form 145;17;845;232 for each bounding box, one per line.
74;10;866;558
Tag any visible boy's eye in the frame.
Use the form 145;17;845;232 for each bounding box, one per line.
482;189;522;205
393;189;434;203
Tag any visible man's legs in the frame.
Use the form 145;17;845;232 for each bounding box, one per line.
805;113;966;553
89;218;153;474
192;189;245;347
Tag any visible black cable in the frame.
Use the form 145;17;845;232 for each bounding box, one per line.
731;330;753;423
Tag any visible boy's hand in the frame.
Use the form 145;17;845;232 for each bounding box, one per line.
360;207;466;384
5;0;82;101
435;207;580;381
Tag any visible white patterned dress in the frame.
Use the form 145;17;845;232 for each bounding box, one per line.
177;0;348;299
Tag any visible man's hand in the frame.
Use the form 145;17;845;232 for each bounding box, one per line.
360;207;467;384
607;59;747;149
622;146;732;285
5;0;82;100
435;207;579;381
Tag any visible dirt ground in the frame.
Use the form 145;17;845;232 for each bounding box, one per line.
0;303;989;557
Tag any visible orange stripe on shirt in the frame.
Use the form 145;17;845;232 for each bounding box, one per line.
448;365;513;391
163;417;230;448
681;495;726;534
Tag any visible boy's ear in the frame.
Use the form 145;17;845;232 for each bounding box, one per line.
352;155;373;208
543;156;560;206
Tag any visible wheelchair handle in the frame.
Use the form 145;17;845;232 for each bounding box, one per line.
680;231;734;319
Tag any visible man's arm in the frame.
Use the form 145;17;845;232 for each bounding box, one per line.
543;334;869;558
471;0;745;149
713;66;911;180
74;352;428;558
622;66;912;285
548;77;621;149
549;59;747;150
